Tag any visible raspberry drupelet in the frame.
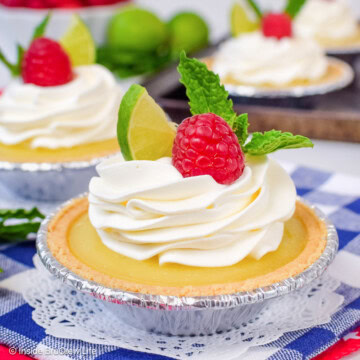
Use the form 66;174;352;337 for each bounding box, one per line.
172;113;245;185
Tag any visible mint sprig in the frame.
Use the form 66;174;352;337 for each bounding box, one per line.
285;0;308;19
244;130;313;155
246;0;262;19
0;208;45;243
0;14;50;78
177;52;313;155
31;14;51;41
0;50;19;77
178;52;236;124
178;52;249;145
0;44;25;77
232;113;249;146
0;207;45;272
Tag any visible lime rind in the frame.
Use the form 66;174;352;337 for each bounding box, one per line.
118;84;176;161
118;84;146;161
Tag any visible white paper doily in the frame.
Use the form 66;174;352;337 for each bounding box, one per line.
19;255;344;360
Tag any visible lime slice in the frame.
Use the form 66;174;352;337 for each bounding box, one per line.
60;14;96;66
118;84;176;161
231;1;260;37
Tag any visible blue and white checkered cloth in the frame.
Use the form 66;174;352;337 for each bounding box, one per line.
0;163;360;360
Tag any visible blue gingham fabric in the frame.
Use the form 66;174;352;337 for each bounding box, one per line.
0;163;360;360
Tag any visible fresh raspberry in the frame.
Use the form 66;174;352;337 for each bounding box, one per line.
262;13;292;40
25;0;48;8
22;38;73;87
172;113;245;185
0;0;25;7
46;0;82;7
85;0;117;6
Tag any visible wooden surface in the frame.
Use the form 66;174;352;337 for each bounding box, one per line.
159;98;360;143
143;42;360;143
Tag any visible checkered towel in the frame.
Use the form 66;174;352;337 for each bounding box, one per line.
0;163;360;360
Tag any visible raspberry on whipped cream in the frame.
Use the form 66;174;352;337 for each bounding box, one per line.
172;113;245;185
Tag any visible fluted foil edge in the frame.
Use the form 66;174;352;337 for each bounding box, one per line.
36;194;339;311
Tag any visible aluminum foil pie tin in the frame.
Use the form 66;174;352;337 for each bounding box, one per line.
224;58;354;99
36;195;339;336
326;44;360;56
0;158;107;202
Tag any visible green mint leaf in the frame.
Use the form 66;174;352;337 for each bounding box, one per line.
0;49;18;77
0;268;3;273
97;46;171;78
0;14;49;78
244;130;313;155
232;113;249;146
0;223;42;242
178;51;237;124
285;0;307;18
0;44;24;77
31;13;51;42
16;44;25;66
0;207;45;243
13;44;25;77
247;0;262;19
0;207;44;221
178;52;251;145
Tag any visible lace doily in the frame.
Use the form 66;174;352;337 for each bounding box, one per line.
19;256;344;360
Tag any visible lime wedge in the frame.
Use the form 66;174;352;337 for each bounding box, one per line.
60;14;96;66
231;1;260;37
118;84;176;161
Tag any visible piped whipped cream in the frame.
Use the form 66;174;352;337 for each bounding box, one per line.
0;64;123;149
88;155;296;267
294;0;358;40
212;32;328;86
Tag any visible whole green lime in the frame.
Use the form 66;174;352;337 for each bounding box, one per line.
107;6;169;52
168;12;209;56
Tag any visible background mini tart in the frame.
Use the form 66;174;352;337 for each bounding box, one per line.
0;138;119;163
316;25;360;49
46;197;327;297
203;57;344;90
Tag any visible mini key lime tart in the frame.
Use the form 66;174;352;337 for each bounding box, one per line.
0;15;122;200
205;0;353;98
294;0;360;54
37;53;338;335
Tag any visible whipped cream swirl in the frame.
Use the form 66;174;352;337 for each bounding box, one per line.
0;65;123;149
294;0;358;40
212;32;328;86
88;155;296;267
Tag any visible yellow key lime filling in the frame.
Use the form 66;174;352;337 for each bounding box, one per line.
68;212;307;287
0;138;119;163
